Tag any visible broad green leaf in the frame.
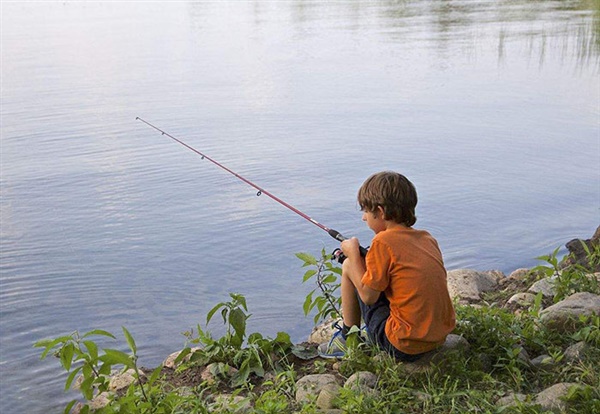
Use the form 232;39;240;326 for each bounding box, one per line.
122;326;137;354
229;308;247;340
303;291;314;316
173;347;191;365
291;344;319;360
100;349;133;368
80;376;95;400
98;362;112;376
149;366;163;385
303;269;317;282
63;400;77;414
83;341;98;361
230;293;248;311
82;329;116;339
295;252;317;266
322;275;337;284
64;366;83;391
206;302;225;325
60;342;75;371
275;331;292;347
248;332;263;344
37;336;73;359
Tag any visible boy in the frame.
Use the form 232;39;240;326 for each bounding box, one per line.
319;171;456;361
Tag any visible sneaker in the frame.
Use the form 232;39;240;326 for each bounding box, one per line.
318;322;347;359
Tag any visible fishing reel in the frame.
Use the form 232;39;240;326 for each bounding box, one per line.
331;246;369;264
331;248;347;264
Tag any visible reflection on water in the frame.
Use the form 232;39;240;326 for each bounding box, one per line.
1;1;599;413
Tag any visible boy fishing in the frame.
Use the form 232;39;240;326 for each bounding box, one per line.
319;171;456;361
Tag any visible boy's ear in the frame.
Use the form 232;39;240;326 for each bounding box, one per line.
376;205;386;220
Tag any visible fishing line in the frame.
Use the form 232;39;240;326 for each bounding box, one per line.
136;117;367;257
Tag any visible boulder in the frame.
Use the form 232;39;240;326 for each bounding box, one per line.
344;371;378;392
540;292;600;333
527;276;557;298
316;383;342;409
400;334;470;374
163;347;201;369
446;269;503;302
535;382;580;413
109;368;140;392
560;226;600;272
72;392;111;413
296;374;339;403
507;268;531;281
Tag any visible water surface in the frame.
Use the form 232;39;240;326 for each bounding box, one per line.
1;1;599;412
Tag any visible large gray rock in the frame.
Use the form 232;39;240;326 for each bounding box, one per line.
535;382;580;413
316;383;342;409
296;374;339;403
344;371;377;391
308;318;340;344
560;226;600;272
446;269;503;302
540;292;600;333
528;276;557;298
400;334;470;374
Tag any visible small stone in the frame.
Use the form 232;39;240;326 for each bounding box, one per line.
201;362;238;383
530;355;554;370
506;292;538;308
163;347;201;369
508;268;531;281
211;394;251;413
413;391;432;403
496;393;527;407
563;341;590;363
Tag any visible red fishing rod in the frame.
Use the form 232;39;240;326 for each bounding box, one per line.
136;117;367;259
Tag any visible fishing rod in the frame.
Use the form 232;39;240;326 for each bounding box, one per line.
136;117;367;261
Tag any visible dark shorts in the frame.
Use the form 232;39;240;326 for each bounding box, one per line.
357;292;424;362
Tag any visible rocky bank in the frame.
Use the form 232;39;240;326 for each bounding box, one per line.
75;227;600;413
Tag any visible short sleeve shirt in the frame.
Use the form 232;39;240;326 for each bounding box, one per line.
362;227;456;354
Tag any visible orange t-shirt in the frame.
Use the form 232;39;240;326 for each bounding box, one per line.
362;227;456;354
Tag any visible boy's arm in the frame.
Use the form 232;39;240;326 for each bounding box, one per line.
341;238;382;306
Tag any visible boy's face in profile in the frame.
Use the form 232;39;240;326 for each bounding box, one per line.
362;206;386;234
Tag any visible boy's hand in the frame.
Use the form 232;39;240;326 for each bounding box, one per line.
341;237;361;259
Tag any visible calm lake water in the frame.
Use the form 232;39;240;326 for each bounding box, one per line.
1;1;599;412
